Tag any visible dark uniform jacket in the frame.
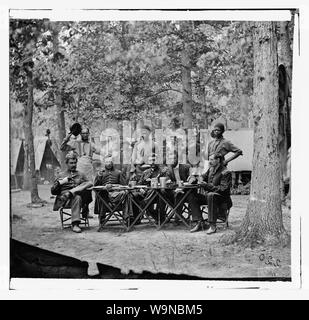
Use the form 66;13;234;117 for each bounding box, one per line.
51;170;91;211
137;165;172;186
167;164;190;183
93;167;126;186
200;164;232;207
208;137;242;160
93;167;126;215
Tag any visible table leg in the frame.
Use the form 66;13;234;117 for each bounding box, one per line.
157;188;193;229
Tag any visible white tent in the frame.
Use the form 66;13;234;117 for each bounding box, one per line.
10;139;24;174
224;129;254;172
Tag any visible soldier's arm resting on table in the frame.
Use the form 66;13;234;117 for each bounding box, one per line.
70;180;93;195
70;173;93;194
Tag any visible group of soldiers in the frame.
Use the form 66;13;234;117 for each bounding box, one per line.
51;122;243;234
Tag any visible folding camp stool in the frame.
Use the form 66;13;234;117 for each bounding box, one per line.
59;206;90;229
201;203;231;229
96;192;128;231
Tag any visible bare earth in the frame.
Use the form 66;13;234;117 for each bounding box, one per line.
11;185;291;279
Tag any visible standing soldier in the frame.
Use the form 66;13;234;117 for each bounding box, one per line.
207;122;243;166
130;125;157;179
60;125;101;217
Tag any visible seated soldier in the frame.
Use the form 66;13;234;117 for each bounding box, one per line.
93;155;127;231
129;154;172;224
187;152;232;234
167;154;191;225
51;151;93;233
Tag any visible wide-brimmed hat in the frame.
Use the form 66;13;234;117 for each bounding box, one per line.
69;123;82;136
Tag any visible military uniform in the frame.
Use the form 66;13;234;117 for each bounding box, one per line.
130;165;172;223
93;167;127;223
187;164;232;225
60;137;100;181
207;137;242;161
51;170;92;224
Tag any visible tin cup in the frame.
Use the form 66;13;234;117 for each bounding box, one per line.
151;178;158;188
130;180;137;187
177;180;184;187
159;177;167;188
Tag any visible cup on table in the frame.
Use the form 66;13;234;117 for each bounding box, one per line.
130;180;137;187
177;180;184;187
151;178;158;188
159;177;167;188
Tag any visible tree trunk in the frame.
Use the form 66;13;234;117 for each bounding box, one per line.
278;20;293;201
278;20;292;148
202;86;208;129
235;22;289;247
180;23;193;130
56;95;66;169
52;23;67;169
23;71;43;203
278;21;293;82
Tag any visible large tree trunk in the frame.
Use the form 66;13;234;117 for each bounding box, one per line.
56;94;66;169
278;20;293;202
202;86;208;129
234;22;289;247
180;22;193;130
278;21;293;82
52;23;67;169
23;71;44;204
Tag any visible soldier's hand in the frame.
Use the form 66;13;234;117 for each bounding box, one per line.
60;177;70;185
105;184;113;191
65;132;73;141
60;191;73;202
203;182;213;190
175;188;184;194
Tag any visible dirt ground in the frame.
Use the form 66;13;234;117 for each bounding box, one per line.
11;185;291;279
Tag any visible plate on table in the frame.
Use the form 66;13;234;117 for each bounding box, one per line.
133;185;148;188
91;186;107;190
112;185;130;190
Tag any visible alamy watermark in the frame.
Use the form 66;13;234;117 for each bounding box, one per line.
97;120;213;165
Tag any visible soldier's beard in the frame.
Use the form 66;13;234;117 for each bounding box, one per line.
105;164;113;170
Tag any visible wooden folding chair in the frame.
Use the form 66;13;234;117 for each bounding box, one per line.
201;202;231;229
97;195;128;231
59;206;90;229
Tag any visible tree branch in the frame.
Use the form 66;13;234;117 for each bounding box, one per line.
135;87;182;105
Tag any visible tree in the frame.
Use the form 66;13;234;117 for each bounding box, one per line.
180;22;193;129
10;19;47;205
232;22;289;247
50;22;67;169
278;17;293;199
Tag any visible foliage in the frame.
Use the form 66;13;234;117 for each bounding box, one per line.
10;19;258;139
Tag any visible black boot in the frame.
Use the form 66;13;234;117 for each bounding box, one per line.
190;220;203;233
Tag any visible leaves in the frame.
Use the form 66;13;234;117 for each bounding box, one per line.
10;19;259;137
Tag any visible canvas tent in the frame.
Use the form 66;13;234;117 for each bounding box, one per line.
34;137;61;183
10;139;25;189
224;129;254;172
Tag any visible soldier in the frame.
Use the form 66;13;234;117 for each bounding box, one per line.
51;151;93;233
93;155;127;231
60;126;101;217
129;154;172;224
187;152;233;234
208;122;243;166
